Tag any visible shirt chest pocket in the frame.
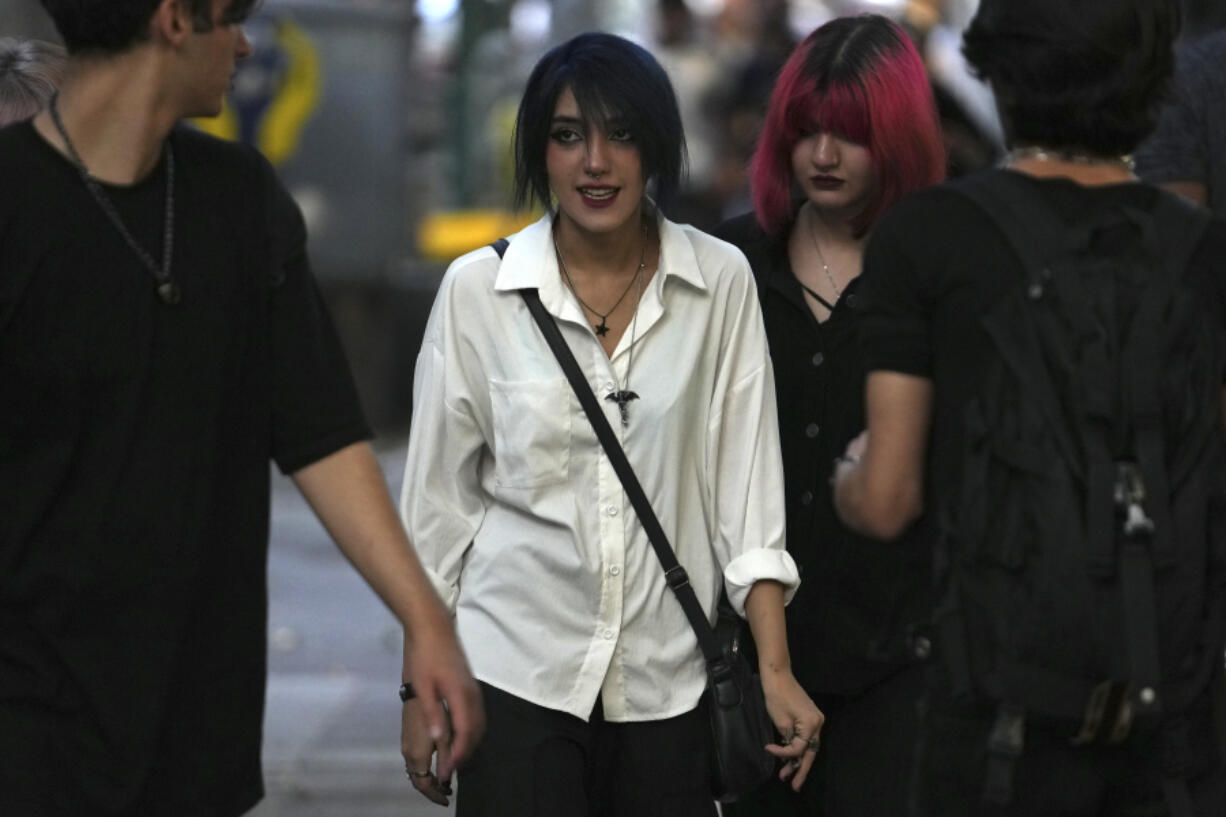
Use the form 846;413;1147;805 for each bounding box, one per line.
489;377;572;488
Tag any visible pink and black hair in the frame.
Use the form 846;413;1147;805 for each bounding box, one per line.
750;14;944;236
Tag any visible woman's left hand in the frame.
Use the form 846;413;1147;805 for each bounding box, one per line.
760;668;825;790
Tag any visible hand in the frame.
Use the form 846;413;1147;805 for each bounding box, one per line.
402;698;454;805
400;613;484;806
760;669;824;791
844;430;868;461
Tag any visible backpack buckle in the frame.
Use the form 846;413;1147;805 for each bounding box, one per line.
1114;462;1155;538
1071;679;1135;745
984;704;1025;805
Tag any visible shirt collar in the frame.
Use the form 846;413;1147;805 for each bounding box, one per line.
493;210;710;293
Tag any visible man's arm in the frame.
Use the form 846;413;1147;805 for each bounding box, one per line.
1158;180;1209;206
832;371;934;540
291;441;483;782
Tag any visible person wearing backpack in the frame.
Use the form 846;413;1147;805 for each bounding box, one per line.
831;0;1226;815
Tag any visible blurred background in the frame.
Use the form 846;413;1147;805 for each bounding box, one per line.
2;0;1005;436
1;1;1002;814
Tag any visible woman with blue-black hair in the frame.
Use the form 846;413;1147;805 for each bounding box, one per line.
398;31;822;817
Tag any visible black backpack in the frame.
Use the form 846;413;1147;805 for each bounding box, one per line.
935;172;1226;811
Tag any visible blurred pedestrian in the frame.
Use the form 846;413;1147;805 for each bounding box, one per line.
834;0;1226;814
1134;12;1226;214
0;36;64;126
0;2;481;815
399;31;822;817
715;14;944;817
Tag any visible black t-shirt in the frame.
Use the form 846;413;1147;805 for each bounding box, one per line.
0;122;370;816
716;210;933;696
859;169;1226;527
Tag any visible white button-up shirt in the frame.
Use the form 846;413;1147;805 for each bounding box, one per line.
399;213;798;722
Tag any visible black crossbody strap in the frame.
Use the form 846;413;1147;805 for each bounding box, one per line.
517;285;725;664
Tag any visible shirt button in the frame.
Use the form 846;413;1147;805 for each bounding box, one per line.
606;506;619;517
603;629;615;640
603;380;615;392
609;565;622;576
799;491;814;506
846;293;858;309
805;423;820;439
811;352;824;367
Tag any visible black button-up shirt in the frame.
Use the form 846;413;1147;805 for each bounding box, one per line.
716;210;931;695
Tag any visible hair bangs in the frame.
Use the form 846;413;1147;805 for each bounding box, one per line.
570;80;636;140
514;32;685;212
751;14;944;236
809;78;872;146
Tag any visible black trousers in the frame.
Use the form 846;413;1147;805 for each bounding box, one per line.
912;683;1226;817
457;682;717;817
722;664;926;817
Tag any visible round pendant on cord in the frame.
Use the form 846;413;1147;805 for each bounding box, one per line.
157;279;182;305
48;92;181;307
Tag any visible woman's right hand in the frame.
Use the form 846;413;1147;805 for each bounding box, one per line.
760;667;825;790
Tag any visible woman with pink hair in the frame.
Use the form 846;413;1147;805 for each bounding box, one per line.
715;14;944;817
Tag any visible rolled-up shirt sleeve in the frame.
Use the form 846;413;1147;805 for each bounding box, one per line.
398;268;490;612
705;260;800;615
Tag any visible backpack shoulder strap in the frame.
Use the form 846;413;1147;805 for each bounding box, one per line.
951;170;1070;273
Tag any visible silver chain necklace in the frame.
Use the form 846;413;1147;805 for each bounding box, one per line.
805;205;843;300
606;266;644;427
553;220;648;426
49;93;181;305
1003;145;1137;174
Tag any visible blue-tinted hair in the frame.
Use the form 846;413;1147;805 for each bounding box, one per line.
513;32;686;212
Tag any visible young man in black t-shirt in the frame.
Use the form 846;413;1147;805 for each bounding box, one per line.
832;0;1226;815
0;2;481;814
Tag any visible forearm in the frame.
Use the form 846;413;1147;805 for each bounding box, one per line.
291;441;451;639
743;580;791;675
832;372;933;540
833;453;923;540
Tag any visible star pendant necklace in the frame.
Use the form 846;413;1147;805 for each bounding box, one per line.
554;224;647;338
48;92;181;305
553;222;648;426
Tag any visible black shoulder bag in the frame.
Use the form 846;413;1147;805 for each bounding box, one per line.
495;239;777;802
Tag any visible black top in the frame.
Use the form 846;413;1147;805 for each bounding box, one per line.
715;210;932;696
0;122;370;816
859;169;1226;521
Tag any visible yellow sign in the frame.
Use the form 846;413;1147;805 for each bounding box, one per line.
193;16;320;166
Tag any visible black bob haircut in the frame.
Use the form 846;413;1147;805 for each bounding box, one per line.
513;32;686;212
962;0;1181;157
40;0;259;55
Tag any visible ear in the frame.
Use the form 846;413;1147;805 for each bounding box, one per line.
149;0;195;48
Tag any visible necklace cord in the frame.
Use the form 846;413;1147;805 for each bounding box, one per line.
48;92;180;304
553;220;648;336
552;217;649;424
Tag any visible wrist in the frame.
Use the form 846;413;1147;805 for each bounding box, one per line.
758;655;793;677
